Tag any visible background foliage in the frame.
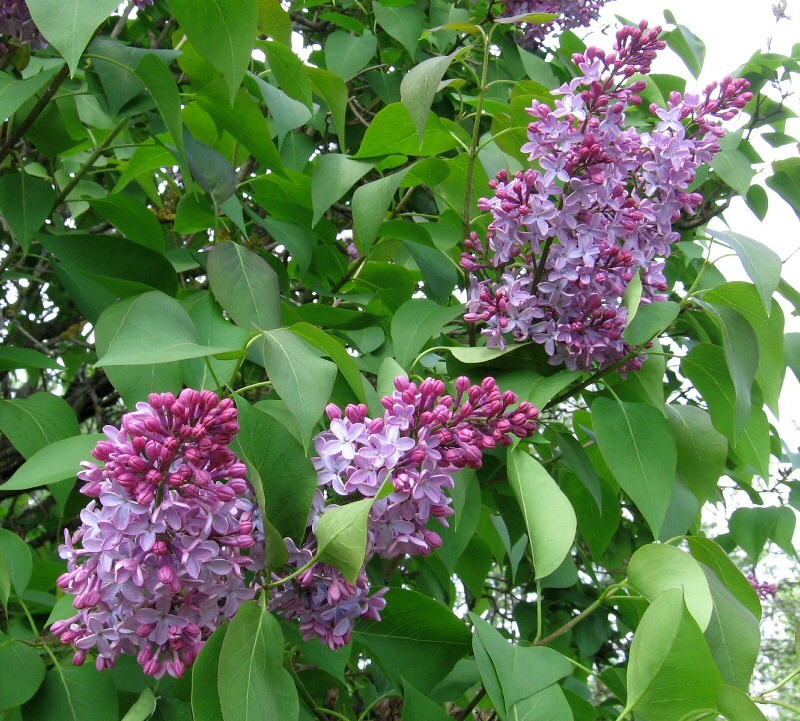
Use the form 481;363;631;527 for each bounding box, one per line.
1;0;800;719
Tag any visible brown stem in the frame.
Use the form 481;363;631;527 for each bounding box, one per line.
455;686;487;720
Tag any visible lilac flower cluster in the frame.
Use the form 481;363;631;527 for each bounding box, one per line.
463;22;752;372
747;574;778;600
50;390;263;679
271;376;539;649
501;0;610;50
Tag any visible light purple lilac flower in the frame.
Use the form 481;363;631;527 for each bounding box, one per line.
50;390;264;679
747;574;778;600
500;0;610;50
270;376;539;649
463;21;753;372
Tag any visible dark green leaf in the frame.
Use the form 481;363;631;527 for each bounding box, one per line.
729;506;796;563
391;298;463;370
0;393;79;459
90;193;165;252
121;688;157;721
22;663;118;721
373;1;424;56
192;625;227;721
0;528;33;602
311;153;374;225
401;680;451;721
135;53;186;164
438;470;481;574
766;157;800;221
622;301;679;347
184;129;237;206
0;171;55;252
264;40;313;109
0;347;60;372
682;344;739;442
0;639;46;708
325;31;377;81
0;65;60;121
352;168;410;253
400;53;456;140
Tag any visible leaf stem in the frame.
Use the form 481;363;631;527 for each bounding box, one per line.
266;556;318;589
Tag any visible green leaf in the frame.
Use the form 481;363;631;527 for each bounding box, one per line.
622;270;643;323
306;66;348;151
90;193;164;252
353;588;471;694
729;506;796;563
26;0;120;74
700;303;759;438
315;497;376;583
705;282;785;415
0;347;59;372
0;393;79;460
624;588;721;721
357;103;459;158
628;543;713;630
0;171;55;252
511;685;573;721
507;450;576;579
373;1;424;56
257;79;312;147
766;157;800;221
234;399;317;542
0;639;46;708
352;168;410;253
192;625;227;721
325;31;377;81
135;54;186;165
184;129;236;206
1;433;103;492
170;0;258;103
593;398;677;538
717;685;768;720
707;230;782;313
264;40;313;109
391;298;463;370
400;53;456;141
259;329;337;450
258;0;292;44
218;602;299;721
471;614;572;717
95;292;240;366
711;146;755;196
745;185;768;221
401;680;451;721
0;528;33;602
622;301;679;347
438;470;481;574
663;15;705;78
121;688;157;721
494;11;556;24
682;344;739;442
287;323;367;403
664;404;726;502
311;154;374;225
22;663;118;721
208;242;281;332
0;66;60;121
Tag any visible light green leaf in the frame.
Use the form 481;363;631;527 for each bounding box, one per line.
218;602;298;721
95;292;240;366
1;434;103;492
391;298;463;370
682;344;739;442
207;242;281;332
400;53;456;141
264;40;313;109
717;685;768;720
707;231;782;313
0;171;55;252
593;398;677;538
259;329;337;450
663;12;705;78
624;588;721;721
192;625;227;721
401;679;451;721
170;0;258;103
507;450;576;579
352;168;410;253
121;688;157;721
373;1;424;56
0;393;80;460
438;470;481;574
0;66;60;121
26;0;120;75
729;506;796;564
315;497;376;583
325;31;377;81
0;528;33;602
357;103;459;158
311;154;374;225
711;147;755;196
0;347;60;372
306;66;348;151
628;543;713;630
623;301;679;347
766;157;800;221
511;685;573;721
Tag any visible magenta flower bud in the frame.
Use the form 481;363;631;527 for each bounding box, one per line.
325;403;342;420
73;650;87;666
158;564;175;584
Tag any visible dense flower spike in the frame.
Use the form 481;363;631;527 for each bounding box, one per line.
500;0;610;50
51;390;264;678
269;376;538;648
463;21;752;371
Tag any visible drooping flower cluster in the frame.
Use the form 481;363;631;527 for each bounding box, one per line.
463;21;752;372
271;376;539;648
747;574;778;600
50;390;264;679
501;0;610;50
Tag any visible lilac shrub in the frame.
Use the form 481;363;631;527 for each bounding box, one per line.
271;376;539;649
500;0;610;50
462;22;752;372
50;390;264;679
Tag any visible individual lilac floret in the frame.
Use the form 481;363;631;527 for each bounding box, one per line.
500;0;610;50
747;574;778;600
50;390;264;679
463;21;753;372
0;0;42;46
269;533;388;650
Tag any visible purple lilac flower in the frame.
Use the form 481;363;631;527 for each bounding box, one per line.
0;0;42;46
50;390;264;679
270;376;539;649
463;21;753;373
500;0;610;50
747;574;779;600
